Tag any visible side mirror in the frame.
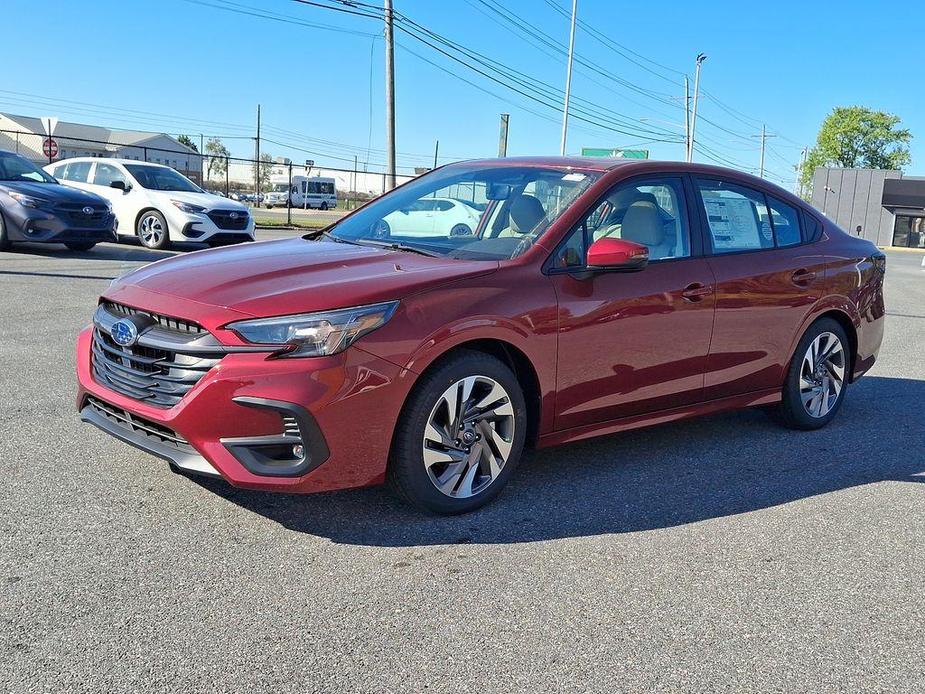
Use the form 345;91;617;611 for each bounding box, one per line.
110;180;128;191
586;237;649;272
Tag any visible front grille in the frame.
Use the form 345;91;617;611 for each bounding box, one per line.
91;329;221;408
102;301;205;335
207;209;250;230
57;203;110;228
86;396;193;452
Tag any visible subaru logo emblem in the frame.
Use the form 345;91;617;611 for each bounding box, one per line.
111;319;139;347
229;212;238;219
83;206;95;215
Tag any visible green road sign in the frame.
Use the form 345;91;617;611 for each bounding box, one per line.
581;148;649;159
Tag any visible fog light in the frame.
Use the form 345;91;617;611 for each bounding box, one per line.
292;444;304;458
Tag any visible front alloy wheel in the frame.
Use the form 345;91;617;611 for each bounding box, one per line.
423;376;515;499
389;350;527;514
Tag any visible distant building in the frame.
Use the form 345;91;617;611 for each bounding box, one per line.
812;167;925;249
0;113;202;182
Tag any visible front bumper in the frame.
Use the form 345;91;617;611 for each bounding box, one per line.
6;206;116;244
76;325;412;493
171;209;255;243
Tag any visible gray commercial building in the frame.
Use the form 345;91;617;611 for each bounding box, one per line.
811;167;925;249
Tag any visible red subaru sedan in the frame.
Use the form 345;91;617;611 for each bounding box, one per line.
76;158;885;514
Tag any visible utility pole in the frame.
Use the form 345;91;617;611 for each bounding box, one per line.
433;140;439;169
758;124;766;177
384;0;396;191
751;124;775;178
797;146;808;197
498;113;509;157
682;78;690;161
254;104;261;198
688;53;706;162
200;133;204;185
559;0;578;156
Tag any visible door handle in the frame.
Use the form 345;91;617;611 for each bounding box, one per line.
681;282;713;301
791;269;816;286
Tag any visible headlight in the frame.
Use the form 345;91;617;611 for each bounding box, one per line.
7;191;45;208
227;301;398;357
171;200;206;214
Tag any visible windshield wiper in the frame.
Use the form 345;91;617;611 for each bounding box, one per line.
353;239;441;257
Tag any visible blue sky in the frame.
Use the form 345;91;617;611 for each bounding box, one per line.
5;0;923;189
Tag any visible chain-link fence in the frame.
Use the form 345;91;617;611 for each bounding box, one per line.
1;128;416;226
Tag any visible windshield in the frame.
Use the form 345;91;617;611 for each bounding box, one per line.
123;164;202;192
326;164;599;261
0;152;56;183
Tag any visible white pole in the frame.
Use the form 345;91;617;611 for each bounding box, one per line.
559;0;578;156
684;75;691;161
689;53;706;162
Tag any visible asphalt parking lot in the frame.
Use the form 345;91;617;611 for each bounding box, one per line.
1;239;923;692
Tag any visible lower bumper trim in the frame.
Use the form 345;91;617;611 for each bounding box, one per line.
79;404;221;479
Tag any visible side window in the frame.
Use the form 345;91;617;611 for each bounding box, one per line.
92;163;127;187
435;200;454;212
553;177;691;268
768;197;802;247
66;161;92;183
696;179;773;253
51;164;67;179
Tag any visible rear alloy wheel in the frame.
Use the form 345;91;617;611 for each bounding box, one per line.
320;202;328;211
65;242;96;252
388;351;527;514
450;223;472;237
776;318;849;430
137;211;170;250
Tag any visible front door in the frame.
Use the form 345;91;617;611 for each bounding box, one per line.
88;162;136;237
550;175;716;430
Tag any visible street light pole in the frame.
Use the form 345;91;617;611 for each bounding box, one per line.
684;75;691;162
559;0;578;156
688;53;706;162
384;0;396;191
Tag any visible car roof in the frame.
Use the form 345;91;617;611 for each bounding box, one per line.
45;157;172;169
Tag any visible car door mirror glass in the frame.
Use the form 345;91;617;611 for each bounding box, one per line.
110;180;127;191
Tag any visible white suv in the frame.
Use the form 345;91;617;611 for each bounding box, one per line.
46;158;255;250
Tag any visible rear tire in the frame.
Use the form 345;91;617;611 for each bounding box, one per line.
775;318;850;430
136;210;170;250
64;242;96;252
320;202;328;211
387;350;527;514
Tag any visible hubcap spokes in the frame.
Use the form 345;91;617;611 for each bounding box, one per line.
141;216;163;245
423;375;515;498
799;332;845;418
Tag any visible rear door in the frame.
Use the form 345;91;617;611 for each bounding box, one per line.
692;177;826;400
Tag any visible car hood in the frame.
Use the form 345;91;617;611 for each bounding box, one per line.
150;189;246;211
0;181;107;205
114;237;498;317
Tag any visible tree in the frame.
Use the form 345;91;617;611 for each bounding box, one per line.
204;137;230;181
176;134;198;153
253;153;274;192
800;106;912;193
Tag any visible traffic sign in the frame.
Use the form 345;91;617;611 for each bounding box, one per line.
581;147;649;159
43;138;59;159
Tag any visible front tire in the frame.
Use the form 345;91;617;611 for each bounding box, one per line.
388;350;527;514
0;211;10;251
136;210;170;250
320;202;328;211
776;318;850;430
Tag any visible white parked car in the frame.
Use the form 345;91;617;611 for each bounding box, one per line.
381;197;481;237
45;158;255;250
